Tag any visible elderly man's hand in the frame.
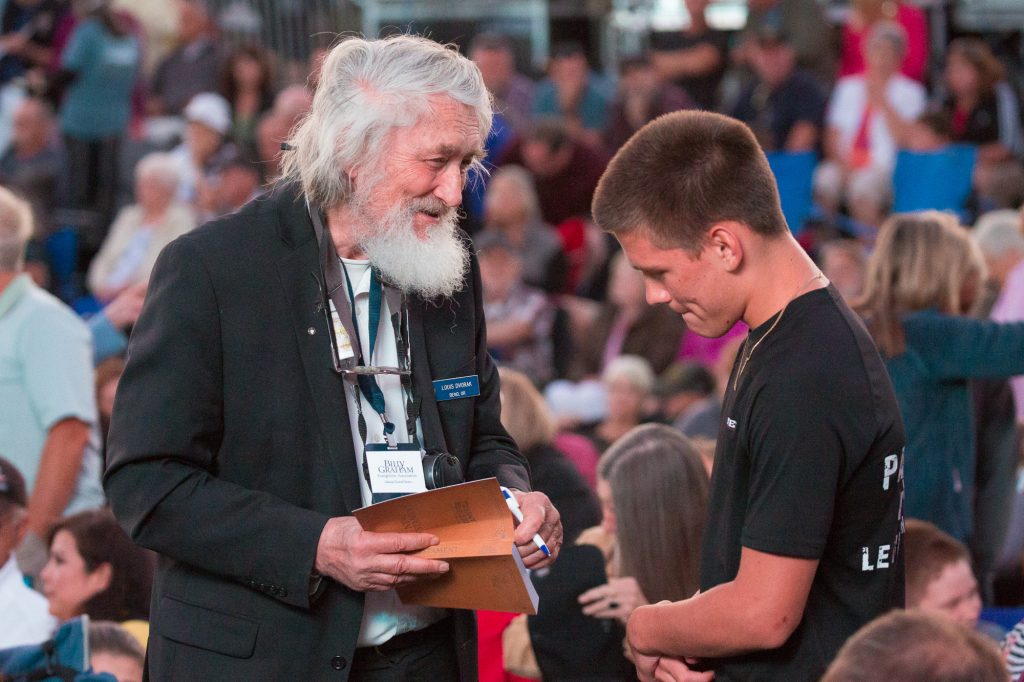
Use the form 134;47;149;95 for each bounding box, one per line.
511;490;562;569
314;516;449;592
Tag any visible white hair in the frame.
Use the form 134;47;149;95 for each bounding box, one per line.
0;186;34;272
281;34;493;209
973;209;1024;257
866;21;908;59
603;355;655;394
135;152;181;192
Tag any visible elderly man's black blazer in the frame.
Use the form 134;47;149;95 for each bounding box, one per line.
104;185;531;681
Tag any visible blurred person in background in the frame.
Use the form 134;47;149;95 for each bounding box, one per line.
981;210;1024;424
499;116;607;226
0;457;55;649
656;361;719;441
838;0;928;82
504;424;708;680
147;0;220;117
941;38;1024;213
88;620;144;682
468;31;534;137
903;519;987;633
816;22;925;223
729;27;825;154
499;368;600;545
970;210;1024;601
478;231;559;387
0;97;65;238
169;92;238;207
40;509;153;625
818;239;868;303
578;424;707;626
855;211;1024;546
0;186;103;578
87;152;195;302
219;43;275;154
738;0;834;86
576;355;656;454
0;0;68;87
573;251;686;379
88;281;146;366
479;164;566;293
941;38;1023;164
57;0;139;239
198;155;262;221
533;41;611;150
822;610;1007;682
648;0;728;111
270;83;312;130
603;55;693;154
255;109;290;182
95;357;124;455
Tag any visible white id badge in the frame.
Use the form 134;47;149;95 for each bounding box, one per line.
329;300;355;361
365;443;427;494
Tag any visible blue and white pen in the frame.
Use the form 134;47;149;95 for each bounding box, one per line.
500;486;551;557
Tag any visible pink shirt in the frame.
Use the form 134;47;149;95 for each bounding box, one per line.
990;261;1024;419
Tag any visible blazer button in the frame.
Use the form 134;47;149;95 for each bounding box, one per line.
330;655;346;671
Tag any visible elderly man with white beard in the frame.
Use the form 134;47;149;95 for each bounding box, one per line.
103;35;562;682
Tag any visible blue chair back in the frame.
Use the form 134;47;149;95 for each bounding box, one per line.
765;151;817;236
892;144;977;215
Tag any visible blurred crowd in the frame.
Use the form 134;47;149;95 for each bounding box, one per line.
2;0;1024;679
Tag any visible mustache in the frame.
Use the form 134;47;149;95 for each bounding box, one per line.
407;197;456;220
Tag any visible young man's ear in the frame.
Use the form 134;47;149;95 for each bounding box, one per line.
706;222;745;272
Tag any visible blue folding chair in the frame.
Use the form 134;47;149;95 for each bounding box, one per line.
892;144;977;217
765;151;817;236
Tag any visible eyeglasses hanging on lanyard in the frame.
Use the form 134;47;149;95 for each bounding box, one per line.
307;203;419;445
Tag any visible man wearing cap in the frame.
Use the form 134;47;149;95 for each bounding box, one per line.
729;27;826;154
0;187;104;579
169;92;238;206
0;456;56;648
105;35;562;681
656;362;720;440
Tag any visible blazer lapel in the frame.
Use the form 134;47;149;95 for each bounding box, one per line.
408;299;449;453
275;193;362;514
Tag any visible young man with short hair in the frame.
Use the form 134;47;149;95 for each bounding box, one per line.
592;110;905;681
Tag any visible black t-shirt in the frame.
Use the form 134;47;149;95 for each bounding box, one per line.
700;286;905;681
730;69;826;152
649;29;728;110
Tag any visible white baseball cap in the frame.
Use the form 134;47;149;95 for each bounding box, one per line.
184;92;231;136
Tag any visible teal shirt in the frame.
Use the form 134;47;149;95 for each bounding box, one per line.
0;275;104;511
886;310;1024;543
59;18;139;139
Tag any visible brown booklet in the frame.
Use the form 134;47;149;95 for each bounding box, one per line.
353;478;539;614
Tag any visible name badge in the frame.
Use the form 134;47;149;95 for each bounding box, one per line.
365;443;427;495
432;375;481;402
329;300;354;361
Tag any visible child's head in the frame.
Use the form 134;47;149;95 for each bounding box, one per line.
904;519;981;627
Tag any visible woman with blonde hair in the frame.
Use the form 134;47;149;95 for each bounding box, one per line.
855;210;1024;546
499;367;600;544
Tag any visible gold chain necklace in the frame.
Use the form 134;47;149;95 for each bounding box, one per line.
733;272;825;390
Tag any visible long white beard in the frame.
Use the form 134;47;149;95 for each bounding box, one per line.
352;194;469;300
